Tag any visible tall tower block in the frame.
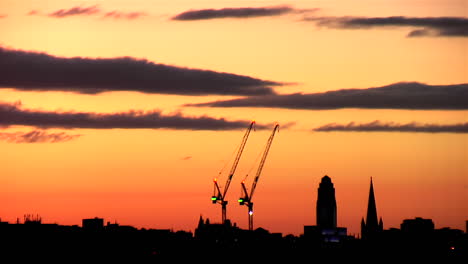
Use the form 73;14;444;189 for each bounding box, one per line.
316;175;337;229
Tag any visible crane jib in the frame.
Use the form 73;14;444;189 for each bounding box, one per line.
248;124;279;199
212;120;256;223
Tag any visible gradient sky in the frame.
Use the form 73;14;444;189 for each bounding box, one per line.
0;0;467;236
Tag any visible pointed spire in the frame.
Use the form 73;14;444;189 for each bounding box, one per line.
366;177;378;229
197;215;204;229
362;177;383;239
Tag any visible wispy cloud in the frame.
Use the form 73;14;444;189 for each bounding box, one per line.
313;121;468;133
49;5;100;18
0;130;81;143
188;82;468;110
304;16;468;37
0;101;269;131
27;10;40;16
32;5;146;20
0;46;281;96
103;11;146;20
172;5;317;21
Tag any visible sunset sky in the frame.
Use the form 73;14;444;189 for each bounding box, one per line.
0;0;467;236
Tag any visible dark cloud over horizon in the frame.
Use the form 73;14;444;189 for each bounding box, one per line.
313;120;468;133
188;82;468;110
0;130;81;143
0;47;280;96
304;16;468;37
172;6;316;20
0;101;267;131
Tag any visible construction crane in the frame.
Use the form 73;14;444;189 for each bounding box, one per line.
238;123;279;231
212;120;255;224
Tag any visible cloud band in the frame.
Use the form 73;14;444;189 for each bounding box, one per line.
188;82;468;110
0;47;280;96
313;120;468;133
0;101;263;131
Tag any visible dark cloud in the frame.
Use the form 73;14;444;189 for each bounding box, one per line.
103;11;146;20
304;16;468;37
0;130;81;143
0;101;266;131
0;14;7;18
313;120;468;133
188;82;468;110
49;5;100;18
172;6;315;20
0;47;280;96
181;156;192;160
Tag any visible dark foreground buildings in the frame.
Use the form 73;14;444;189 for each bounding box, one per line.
0;176;467;262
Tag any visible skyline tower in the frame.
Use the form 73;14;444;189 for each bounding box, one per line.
361;177;383;239
316;175;337;229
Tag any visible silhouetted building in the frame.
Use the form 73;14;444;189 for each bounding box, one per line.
361;178;383;239
82;217;104;231
316;175;336;229
304;176;350;246
23;214;42;226
401;217;434;234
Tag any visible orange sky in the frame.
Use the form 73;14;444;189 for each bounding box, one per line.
0;0;467;236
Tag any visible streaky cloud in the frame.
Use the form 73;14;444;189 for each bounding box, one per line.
0;47;280;96
35;6;146;20
0;101;269;131
304;16;468;37
103;11;146;20
0;130;81;143
49;5;100;18
187;82;468;110
172;6;316;20
27;10;40;16
313;120;468;133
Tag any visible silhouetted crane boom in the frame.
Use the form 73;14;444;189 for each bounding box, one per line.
249;123;279;199
223;121;255;198
239;123;279;230
212;120;255;224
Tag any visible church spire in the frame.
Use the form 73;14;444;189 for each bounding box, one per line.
361;177;383;239
366;177;378;229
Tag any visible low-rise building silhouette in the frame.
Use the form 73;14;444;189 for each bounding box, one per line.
82;217;104;231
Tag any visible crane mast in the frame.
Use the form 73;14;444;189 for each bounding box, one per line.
239;123;279;230
212;121;255;224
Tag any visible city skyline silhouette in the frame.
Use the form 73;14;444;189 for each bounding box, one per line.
1;174;466;261
1;175;466;237
1;0;467;259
